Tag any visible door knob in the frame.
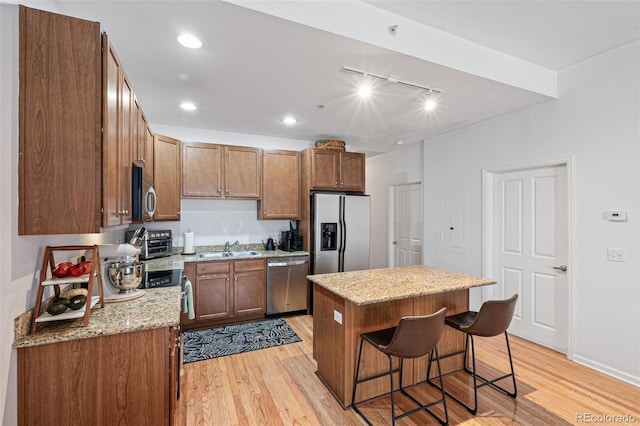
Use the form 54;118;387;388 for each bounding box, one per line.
552;265;567;272
392;241;398;245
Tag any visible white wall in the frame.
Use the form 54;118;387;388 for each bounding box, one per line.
421;41;640;385
366;143;423;269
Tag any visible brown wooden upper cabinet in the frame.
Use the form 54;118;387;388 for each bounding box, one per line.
18;6;102;235
132;96;149;169
18;6;154;234
182;143;262;199
153;134;181;221
258;150;300;219
103;36;143;227
305;148;365;192
143;121;154;184
182;142;223;197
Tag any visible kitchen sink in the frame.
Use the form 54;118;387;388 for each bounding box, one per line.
196;251;261;260
228;250;262;257
196;252;229;259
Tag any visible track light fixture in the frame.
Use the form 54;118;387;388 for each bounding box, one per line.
343;66;441;109
357;73;372;98
424;89;438;111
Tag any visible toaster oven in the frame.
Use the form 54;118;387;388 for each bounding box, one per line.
126;229;173;259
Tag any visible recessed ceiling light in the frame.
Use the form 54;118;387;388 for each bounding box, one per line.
177;34;202;49
180;102;197;111
282;116;297;125
394;140;404;145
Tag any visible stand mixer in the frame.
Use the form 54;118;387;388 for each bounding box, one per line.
98;243;146;302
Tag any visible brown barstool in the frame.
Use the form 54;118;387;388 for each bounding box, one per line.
428;294;518;414
351;307;449;425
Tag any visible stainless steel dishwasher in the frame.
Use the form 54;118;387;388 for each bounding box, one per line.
266;255;309;315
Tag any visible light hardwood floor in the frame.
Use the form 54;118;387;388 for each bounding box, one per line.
176;315;639;425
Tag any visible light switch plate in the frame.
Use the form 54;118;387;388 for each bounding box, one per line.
606;210;627;221
607;248;625;262
333;310;343;324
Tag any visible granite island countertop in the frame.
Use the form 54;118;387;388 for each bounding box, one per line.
13;287;181;349
308;265;496;305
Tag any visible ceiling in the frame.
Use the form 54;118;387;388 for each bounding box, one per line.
47;0;639;155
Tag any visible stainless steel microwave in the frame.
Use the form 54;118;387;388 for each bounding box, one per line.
132;165;156;222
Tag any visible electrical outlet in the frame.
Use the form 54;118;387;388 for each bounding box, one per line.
607;248;625;262
333;310;343;325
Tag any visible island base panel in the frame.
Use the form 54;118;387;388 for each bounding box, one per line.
313;285;468;407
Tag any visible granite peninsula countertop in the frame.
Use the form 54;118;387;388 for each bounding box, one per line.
308;265;496;306
14;247;308;348
13;287;181;349
144;247;309;271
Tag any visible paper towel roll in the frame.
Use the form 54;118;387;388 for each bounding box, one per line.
183;231;195;254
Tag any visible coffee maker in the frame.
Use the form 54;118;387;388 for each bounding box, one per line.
281;221;303;252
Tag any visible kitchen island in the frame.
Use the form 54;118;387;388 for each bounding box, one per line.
308;265;496;407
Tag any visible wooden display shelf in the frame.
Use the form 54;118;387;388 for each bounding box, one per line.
30;245;105;334
34;295;101;323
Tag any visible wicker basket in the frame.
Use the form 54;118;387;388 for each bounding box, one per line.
315;139;346;152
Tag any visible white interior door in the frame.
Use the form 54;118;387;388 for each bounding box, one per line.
392;183;423;267
493;165;568;352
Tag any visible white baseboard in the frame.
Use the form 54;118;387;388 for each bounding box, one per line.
572;354;640;387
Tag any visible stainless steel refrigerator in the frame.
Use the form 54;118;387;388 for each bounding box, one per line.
312;193;370;274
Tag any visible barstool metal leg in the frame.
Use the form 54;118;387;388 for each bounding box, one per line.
389;356;397;426
427;331;517;415
353;339;449;425
351;337;373;426
505;332;518;397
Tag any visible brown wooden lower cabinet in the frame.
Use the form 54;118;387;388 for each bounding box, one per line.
182;259;266;329
18;326;179;426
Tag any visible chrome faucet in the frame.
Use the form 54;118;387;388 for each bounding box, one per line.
224;240;240;252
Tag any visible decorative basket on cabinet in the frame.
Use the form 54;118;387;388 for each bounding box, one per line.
315;139;346;152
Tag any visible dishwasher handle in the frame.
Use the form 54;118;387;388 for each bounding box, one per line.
268;260;308;267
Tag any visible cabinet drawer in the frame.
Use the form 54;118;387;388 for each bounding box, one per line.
197;261;231;275
234;259;265;272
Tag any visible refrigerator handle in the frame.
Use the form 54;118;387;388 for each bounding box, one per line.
338;196;345;272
